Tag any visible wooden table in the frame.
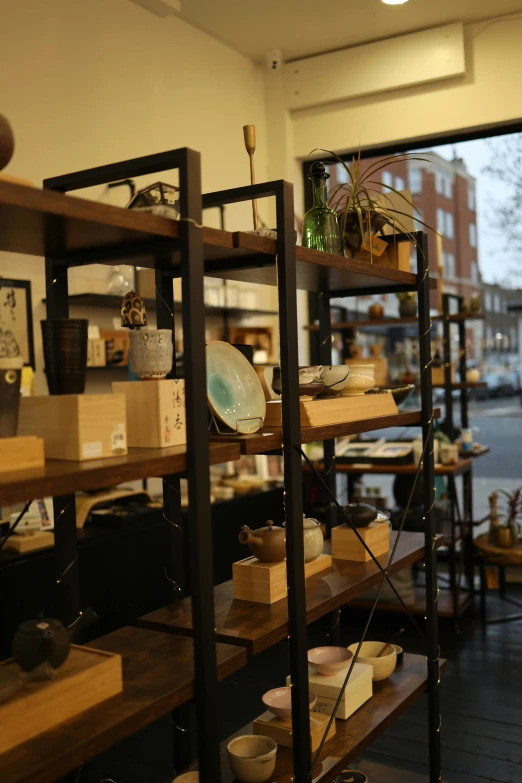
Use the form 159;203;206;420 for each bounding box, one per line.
475;533;522;625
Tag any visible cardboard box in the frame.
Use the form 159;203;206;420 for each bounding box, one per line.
101;330;129;367
87;338;106;367
332;520;390;562
286;661;373;720
113;379;186;448
18;394;127;461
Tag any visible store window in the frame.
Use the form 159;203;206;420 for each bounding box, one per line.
485;291;492;311
409;168;422;194
394;176;405;192
413;207;424;231
471;261;479;284
436;208;445;234
469;223;477;247
494;294;501;313
382;171;393;188
444;176;452;199
444;252;455;278
468;187;475;211
435;171;444;194
336;164;349;184
486;326;493;348
445;212;454;239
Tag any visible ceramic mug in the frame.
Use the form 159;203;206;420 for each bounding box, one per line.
227;735;277;783
129;328;173;380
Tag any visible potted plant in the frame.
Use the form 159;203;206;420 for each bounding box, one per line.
495;488;522;548
396;292;417;318
312;149;435;258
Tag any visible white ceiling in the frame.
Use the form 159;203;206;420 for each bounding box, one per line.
177;0;522;62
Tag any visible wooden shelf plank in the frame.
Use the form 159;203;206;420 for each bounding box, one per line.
305;312;485;331
305;458;473;476
0;441;239;507
209;409;440;455
352;585;472;618
0;626;247;783
194;653;446;783
138;533;443;655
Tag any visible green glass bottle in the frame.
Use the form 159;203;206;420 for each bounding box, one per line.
302;161;344;255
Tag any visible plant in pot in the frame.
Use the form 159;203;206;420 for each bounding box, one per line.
312;149;435;258
396;292;417;318
495;487;522;548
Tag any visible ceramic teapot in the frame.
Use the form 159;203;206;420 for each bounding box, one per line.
12;617;71;673
343;502;378;529
239;520;286;563
302;514;324;561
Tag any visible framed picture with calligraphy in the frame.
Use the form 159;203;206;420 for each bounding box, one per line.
0;279;35;368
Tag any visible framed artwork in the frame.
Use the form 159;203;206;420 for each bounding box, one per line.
0;279;35;368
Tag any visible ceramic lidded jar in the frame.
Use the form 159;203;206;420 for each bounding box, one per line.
12;617;71;673
238;520;286;563
129;328;173;380
302;513;324;561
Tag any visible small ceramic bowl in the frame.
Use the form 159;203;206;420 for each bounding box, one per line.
366;383;415;408
272;366;325;400
172;773;199;783
129;328;173;380
262;686;316;722
319;366;350;398
347;641;397;681
307;646;353;677
227;735;277;783
334;771;368;783
341;365;375;397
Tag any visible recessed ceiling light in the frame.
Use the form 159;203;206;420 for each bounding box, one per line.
381;0;409;5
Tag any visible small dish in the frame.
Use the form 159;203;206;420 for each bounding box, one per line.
341;365;375;397
307;646;353;677
319;366;350;398
347;641;397;681
262;686;316;722
206;341;266;434
227;735;277;783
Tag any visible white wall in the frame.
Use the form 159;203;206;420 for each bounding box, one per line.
0;0;275;391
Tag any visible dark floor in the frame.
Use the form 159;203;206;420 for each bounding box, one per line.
80;586;522;783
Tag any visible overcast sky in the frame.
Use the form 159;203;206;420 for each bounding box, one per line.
427;135;519;287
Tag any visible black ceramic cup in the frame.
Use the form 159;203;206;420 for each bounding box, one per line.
0;358;23;437
41;319;88;395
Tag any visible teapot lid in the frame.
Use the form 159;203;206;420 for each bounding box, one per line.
303;513;320;529
257;520;284;533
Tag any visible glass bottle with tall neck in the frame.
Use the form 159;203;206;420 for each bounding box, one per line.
302;161;344;255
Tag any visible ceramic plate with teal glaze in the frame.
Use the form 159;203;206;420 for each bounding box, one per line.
206;342;266;434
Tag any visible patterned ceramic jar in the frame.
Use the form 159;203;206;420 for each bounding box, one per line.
129;329;173;380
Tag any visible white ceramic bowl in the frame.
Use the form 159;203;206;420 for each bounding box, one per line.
227;735;277;783
206;341;266;434
341;365;375;397
129;328;173;380
262;686;316;721
307;646;353;676
348;641;397;681
320;366;350;397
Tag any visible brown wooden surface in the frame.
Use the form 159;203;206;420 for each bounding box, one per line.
200;653;446;783
305;312;484;330
474;533;522;566
0;626;247;783
353;585;472;618
0;441;239;507
138;533;443;654
209;409;440;455
428;382;487;390
305;458;473;477
354;759;446;782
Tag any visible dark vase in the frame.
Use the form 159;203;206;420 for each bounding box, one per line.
0;358;23;437
12;617;71;672
399;299;417;318
41;319;88;395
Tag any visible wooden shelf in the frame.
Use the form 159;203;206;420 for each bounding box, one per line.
0;181;436;293
209;409;440;455
430;382;487;390
353;585;472;619
306;458;473;477
305;312;485;331
138;533;444;655
199;653;446;783
0;441;239;507
0;626;247;783
460;445;490;458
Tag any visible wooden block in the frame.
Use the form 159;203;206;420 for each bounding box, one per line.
263;393;397;429
432;365;456;385
18;394;127;461
0;644;122;755
286;662;373;720
4;531;53;553
332;520;390;562
253;710;336;752
232;554;332;604
113;380;186;449
0;435;44;473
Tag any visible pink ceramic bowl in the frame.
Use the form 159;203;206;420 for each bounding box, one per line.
307;646;353;677
262;686;316;722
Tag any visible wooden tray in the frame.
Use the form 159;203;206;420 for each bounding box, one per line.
0;644;122;755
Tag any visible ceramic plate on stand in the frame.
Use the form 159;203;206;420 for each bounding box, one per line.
206;342;266;434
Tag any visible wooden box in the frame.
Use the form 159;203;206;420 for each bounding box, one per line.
232;553;332;605
0;435;44;473
353;240;411;273
87;338;106;367
263;393;397;429
286;662;373;720
18;394;127;461
0;644;123;755
253;710;336;751
332;520;390;562
113;379;186;449
432;364;456;385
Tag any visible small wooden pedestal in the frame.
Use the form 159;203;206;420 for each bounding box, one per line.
253;710;336;751
0;435;44;473
332;520;390;562
232;553;332;604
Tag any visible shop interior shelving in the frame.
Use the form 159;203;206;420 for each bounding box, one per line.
0;164;440;783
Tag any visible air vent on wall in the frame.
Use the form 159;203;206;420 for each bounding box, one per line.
127;0;181;17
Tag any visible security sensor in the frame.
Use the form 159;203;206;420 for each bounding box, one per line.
265;49;283;71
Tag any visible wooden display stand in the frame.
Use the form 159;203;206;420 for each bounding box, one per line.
0;435;44;474
113;379;186;449
3;531;53;554
332;520;390;562
0;644;123;754
232;553;332;604
286;662;373;720
18;394;127;461
253;709;336;751
263;393;397;429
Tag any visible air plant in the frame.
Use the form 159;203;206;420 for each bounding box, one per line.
311;149;437;258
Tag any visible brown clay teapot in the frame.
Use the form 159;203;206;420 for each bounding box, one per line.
238;520;286;563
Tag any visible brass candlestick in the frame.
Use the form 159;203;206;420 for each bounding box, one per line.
243;124;258;231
